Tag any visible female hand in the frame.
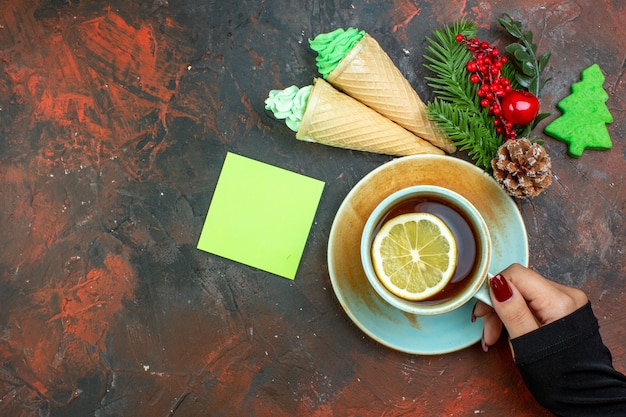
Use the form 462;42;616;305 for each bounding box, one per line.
473;263;588;352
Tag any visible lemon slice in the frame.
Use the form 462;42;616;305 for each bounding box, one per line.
371;212;457;301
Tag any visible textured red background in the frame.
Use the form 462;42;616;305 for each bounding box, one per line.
0;0;624;416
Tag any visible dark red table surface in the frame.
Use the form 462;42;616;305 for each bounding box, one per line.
1;1;624;416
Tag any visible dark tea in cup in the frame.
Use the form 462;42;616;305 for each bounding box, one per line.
373;194;481;303
361;185;492;315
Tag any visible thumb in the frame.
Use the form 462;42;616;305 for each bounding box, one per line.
489;273;539;339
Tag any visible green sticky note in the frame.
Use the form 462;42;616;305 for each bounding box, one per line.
197;153;325;279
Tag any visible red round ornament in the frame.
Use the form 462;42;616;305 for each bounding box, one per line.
501;90;540;125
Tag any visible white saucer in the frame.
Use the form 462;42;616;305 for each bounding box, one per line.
327;155;529;355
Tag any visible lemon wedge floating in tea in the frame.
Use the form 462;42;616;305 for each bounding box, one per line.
371;212;457;301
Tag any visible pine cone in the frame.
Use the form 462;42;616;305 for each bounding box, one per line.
491;138;553;198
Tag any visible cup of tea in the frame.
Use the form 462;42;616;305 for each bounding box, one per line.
360;185;492;315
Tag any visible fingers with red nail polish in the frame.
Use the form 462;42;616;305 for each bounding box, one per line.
474;264;588;354
490;273;513;302
488;271;538;338
475;302;503;349
481;330;489;352
488;264;587;340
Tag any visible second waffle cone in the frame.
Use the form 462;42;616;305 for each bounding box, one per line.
296;78;444;156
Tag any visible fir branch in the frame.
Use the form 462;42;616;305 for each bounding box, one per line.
500;62;522;91
427;99;502;170
424;19;477;109
423;19;503;170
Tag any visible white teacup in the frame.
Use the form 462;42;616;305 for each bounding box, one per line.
360;185;492;315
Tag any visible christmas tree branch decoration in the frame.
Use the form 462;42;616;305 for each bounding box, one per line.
424;20;502;170
544;64;613;157
424;15;555;198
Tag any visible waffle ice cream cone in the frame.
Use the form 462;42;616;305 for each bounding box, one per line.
327;34;455;153
296;78;444;156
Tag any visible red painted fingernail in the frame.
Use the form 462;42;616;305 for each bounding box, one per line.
490;273;513;302
481;330;489;352
471;302;477;323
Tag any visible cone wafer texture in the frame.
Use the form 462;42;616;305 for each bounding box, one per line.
296;79;444;156
327;34;455;153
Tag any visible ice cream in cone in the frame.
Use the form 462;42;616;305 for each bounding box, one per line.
265;79;444;156
310;28;455;153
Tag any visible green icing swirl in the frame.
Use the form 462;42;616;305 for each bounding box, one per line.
264;85;312;132
310;28;365;78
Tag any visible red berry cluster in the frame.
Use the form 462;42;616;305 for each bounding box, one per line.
455;34;517;140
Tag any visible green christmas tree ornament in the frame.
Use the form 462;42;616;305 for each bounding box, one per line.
544;64;613;157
